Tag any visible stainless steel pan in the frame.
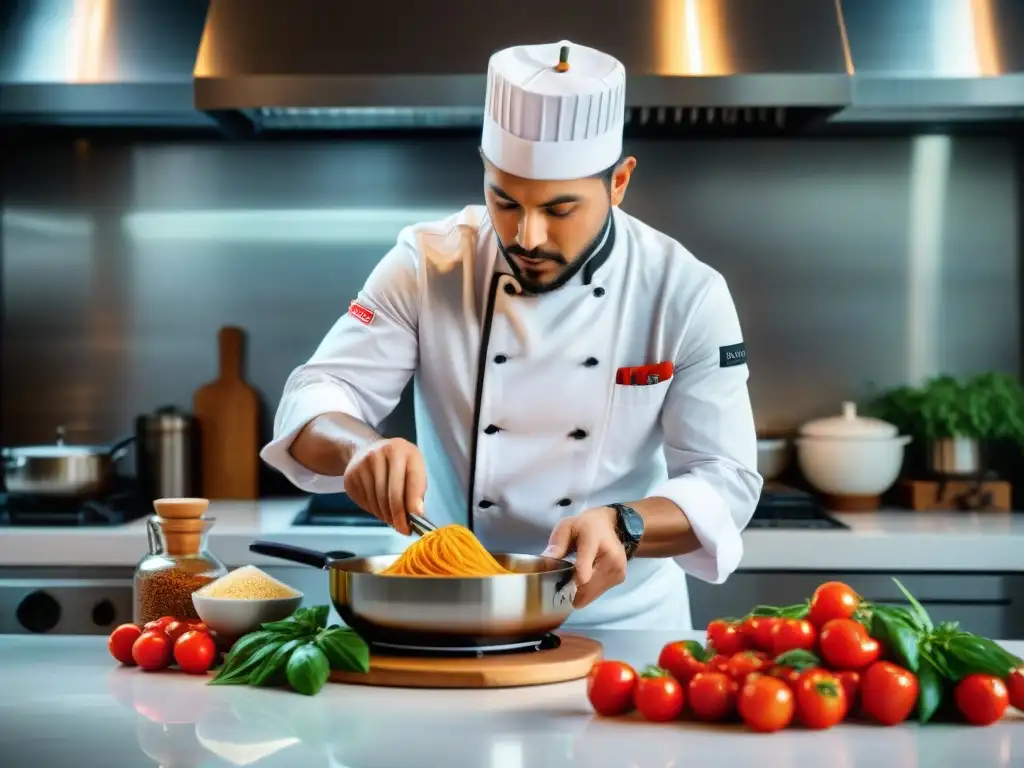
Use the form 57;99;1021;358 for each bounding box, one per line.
2;426;135;498
249;541;577;652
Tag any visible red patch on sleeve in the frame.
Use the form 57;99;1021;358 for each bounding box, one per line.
349;300;375;325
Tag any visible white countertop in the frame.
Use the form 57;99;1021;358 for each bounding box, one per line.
1;498;1022;573
0;630;1020;768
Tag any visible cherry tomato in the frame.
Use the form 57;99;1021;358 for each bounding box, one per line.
108;623;142;665
818;618;881;670
742;616;779;652
954;674;1009;726
189;621;210;634
835;670;861;712
633;667;685;722
173;630;217;674
707;619;747;656
143;616;175;632
587;660;638;716
861;661;919;725
657;640;707;683
727;651;770;683
708;654;731;675
1008;668;1024;712
738;675;795;733
132;629;173;671
795;668;847;729
687;671;739;721
769;665;802;690
808;582;860;628
770;618;817;657
163;620;193;644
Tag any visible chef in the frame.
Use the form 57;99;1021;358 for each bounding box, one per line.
260;41;762;630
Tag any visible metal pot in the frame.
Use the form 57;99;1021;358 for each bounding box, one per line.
1;426;135;498
927;437;983;477
249;541;577;652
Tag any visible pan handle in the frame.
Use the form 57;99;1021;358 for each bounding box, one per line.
249;540;333;569
107;434;136;462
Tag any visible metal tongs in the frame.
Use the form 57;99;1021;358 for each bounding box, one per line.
407;512;438;537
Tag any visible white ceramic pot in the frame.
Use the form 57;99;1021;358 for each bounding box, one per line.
756;438;790;481
795;401;912;496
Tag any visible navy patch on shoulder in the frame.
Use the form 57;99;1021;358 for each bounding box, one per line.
719;342;747;368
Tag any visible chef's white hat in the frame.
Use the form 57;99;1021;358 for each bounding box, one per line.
481;41;626;181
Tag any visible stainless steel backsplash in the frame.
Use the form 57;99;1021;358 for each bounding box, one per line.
2;136;1020;466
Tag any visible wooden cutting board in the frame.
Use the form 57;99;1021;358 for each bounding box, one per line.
192;326;259;499
329;634;602;689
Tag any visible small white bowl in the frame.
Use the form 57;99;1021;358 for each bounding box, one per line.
192;593;303;638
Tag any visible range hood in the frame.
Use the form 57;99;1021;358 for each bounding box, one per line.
1;0;1022;135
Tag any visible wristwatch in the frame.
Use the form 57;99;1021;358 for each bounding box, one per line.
608;503;644;561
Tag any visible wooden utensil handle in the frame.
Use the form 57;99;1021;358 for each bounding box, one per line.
218;326;244;379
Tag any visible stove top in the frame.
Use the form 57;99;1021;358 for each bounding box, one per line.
292;492;387;527
370;633;561;658
0;483;150;527
747;485;848;530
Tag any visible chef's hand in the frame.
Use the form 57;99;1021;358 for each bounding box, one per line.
343;438;426;536
542;507;626;609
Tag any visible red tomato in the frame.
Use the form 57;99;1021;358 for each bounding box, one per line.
707;654;731;675
769;665;802;690
132;629;173;671
954;674;1009;726
707;619;747;656
835;670;861;712
727;651;770;683
861;661;919;725
687;672;739;721
657;641;707;683
770;619;817;657
795;668;847;729
1008;668;1024;712
587;661;638;716
143;616;175;632
189;621;210;635
742;616;779;652
108;623;142;666
739;675;796;733
808;582;860;628
174;630;217;674
633;668;685;722
818;618;881;670
163;620;193;644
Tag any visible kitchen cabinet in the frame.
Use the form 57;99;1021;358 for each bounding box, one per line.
687;572;1024;640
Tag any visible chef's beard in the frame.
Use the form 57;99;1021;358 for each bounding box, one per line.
497;210;612;295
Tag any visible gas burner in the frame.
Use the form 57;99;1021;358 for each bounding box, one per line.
747;485;849;530
0;483;150;527
370;633;562;658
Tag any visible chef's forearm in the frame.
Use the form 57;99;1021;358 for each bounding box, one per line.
288;412;383;477
627;496;702;558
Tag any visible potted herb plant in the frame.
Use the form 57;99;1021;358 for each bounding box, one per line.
867;373;1024;477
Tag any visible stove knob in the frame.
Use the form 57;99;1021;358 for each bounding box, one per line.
92;599;116;627
17;590;61;633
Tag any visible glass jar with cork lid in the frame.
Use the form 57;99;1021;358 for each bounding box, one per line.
133;497;228;625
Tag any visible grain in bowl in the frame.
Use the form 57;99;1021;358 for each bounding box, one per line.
196;565;300;600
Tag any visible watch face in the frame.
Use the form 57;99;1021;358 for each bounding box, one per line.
621;506;644;540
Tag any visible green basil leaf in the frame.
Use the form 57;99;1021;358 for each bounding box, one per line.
872;610;921;671
209;640;284;686
258;617;307;636
679;640;712;663
749;605;781;617
249;637;306;686
214;631;283;677
773;649;821;670
891;578;934;631
316;628;370;674
307;606;330;630
777;602;811;620
945;634;1019;678
286;643;331;696
916;657;944;724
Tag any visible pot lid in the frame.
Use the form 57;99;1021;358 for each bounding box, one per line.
799;401;898;439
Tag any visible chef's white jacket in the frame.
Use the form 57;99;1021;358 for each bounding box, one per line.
261;205;762;630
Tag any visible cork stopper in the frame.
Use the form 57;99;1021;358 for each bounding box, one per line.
153;498;210;556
